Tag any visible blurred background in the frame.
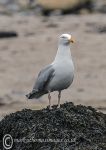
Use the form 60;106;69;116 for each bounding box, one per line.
0;0;106;120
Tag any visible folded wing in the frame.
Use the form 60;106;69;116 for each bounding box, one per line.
26;65;55;99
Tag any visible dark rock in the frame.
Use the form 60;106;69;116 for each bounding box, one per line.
86;23;106;34
93;0;106;13
97;25;106;33
0;102;106;150
46;22;58;28
0;31;18;38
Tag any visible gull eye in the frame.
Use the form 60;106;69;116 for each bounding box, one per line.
61;36;65;39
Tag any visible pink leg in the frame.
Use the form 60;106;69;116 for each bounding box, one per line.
57;91;61;108
48;91;52;109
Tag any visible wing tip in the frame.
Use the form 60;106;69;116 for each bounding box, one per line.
26;93;32;99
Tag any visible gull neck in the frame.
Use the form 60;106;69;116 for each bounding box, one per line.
54;44;72;62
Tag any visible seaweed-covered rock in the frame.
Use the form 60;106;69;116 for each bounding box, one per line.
0;102;106;150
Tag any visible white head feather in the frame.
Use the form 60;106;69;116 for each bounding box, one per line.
59;34;74;45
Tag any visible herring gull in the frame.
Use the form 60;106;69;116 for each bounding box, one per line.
26;34;75;109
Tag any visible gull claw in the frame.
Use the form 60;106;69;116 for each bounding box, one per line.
57;105;60;109
48;105;52;110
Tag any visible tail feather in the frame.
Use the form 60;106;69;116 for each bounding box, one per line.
26;90;46;99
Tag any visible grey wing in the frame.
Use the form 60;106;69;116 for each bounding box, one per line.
33;65;55;92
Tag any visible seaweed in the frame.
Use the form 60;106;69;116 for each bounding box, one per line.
0;102;106;150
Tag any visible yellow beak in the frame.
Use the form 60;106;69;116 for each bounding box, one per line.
69;37;75;43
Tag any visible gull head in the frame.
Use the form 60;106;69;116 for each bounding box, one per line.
59;34;75;45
